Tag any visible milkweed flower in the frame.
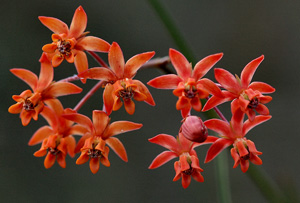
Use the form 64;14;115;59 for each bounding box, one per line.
30;99;88;169
40;6;110;82
62;110;142;173
149;133;217;188
78;42;155;115
8;53;82;126
148;48;223;118
204;109;271;172
203;55;275;121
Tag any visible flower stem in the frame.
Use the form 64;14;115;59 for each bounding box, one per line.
87;51;109;68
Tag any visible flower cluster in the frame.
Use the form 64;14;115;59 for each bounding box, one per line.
9;6;275;189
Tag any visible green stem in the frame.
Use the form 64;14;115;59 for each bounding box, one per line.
215;151;232;203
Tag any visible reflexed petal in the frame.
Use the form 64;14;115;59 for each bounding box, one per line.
76;36;110;52
173;161;181;181
89;158;100;174
198;78;223;97
248;82;275;93
192;170;204;182
246;140;262;155
240;55;264;88
214;68;241;94
147;74;182;89
204;138;233;163
193;53;223;81
169;48;192;80
106;137;128;162
92;110;109;136
255;104;269;115
42;44;57;53
38;16;69;35
230;108;244;135
148;134;179;152
74;51;88;83
176;96;189;110
28;126;53;146
52;54;64;67
243;115;272;135
62;113;94;133
75;133;92;153
180;155;190;171
124;51;155;78
57;154;66;168
65;52;75;63
103;84;115;115
148;151;178;169
124;99;135;115
78;67;117;81
69;6;87;39
43;82;82;99
64;136;76;157
240;159;250;172
250;154;262;165
103;121;142;139
259;95;272;104
132;80;155;105
10;68;38;90
133;91;147;101
246;110;256;122
204;119;231;138
180;107;191;118
181;174;192;189
230;148;240;168
44;153;56;169
108;42;125;78
190;97;202;111
20;110;33;126
76;151;89;164
37;53;53;92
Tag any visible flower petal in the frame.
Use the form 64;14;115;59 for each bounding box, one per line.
148;151;178;169
44;153;56;169
106;137;128;162
248;82;275;94
8;102;23;114
69;6;87;39
89;158;100;174
169;48;192;80
205;138;233;163
148;134;179;152
92;110;109;136
192;53;223;81
214;68;241;94
147;74;182;89
108;42;125;79
124;99;135;115
62;113;94;134
28;126;53;146
76;36;110;52
52;54;64;67
64;136;76;157
204;119;232;138
76;151;89;165
78;67;117;81
243;115;272;136
240;55;264;88
202;91;235;111
38;16;69;35
255;104;269;115
10;68;38;91
43;82;82;99
124;51;155;78
132;80;155;106
103;121;142;139
198;78;223;97
36;53;53;92
103;84;114;115
74;51;88;83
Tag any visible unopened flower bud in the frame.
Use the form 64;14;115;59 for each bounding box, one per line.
181;116;208;143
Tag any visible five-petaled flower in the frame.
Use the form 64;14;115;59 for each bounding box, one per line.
148;133;217;188
30;99;88;169
148;48;223;118
62;110;143;173
78;42;155;115
8;53;82;126
203;55;275;121
204;109;271;172
40;6;110;83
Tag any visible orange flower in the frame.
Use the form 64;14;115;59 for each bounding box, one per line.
62;110;142;173
30;99;88;169
148;48;223;118
203;55;275;121
149;133;217;188
40;6;110;82
78;42;155;115
8;53;82;126
204;109;271;172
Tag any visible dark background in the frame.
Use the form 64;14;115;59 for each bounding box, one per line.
1;0;299;202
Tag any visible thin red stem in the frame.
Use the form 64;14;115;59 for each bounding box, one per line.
87;51;109;68
58;74;81;82
206;96;229;123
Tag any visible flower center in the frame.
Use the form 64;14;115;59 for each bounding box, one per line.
57;40;72;56
183;166;194;175
241;153;250;160
248;97;259;109
48;147;60;156
23;99;35;111
87;149;102;158
184;85;197;98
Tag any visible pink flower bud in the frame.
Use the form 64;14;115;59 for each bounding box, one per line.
181;116;208;143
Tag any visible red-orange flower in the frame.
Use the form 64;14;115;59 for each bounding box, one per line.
203;55;275;121
62;110;142;173
40;6;110;82
78;42;155;115
148;48;223;118
30;99;88;169
8;53;82;126
204;109;271;172
149;133;217;188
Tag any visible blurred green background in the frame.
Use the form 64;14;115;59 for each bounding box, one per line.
1;0;299;202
